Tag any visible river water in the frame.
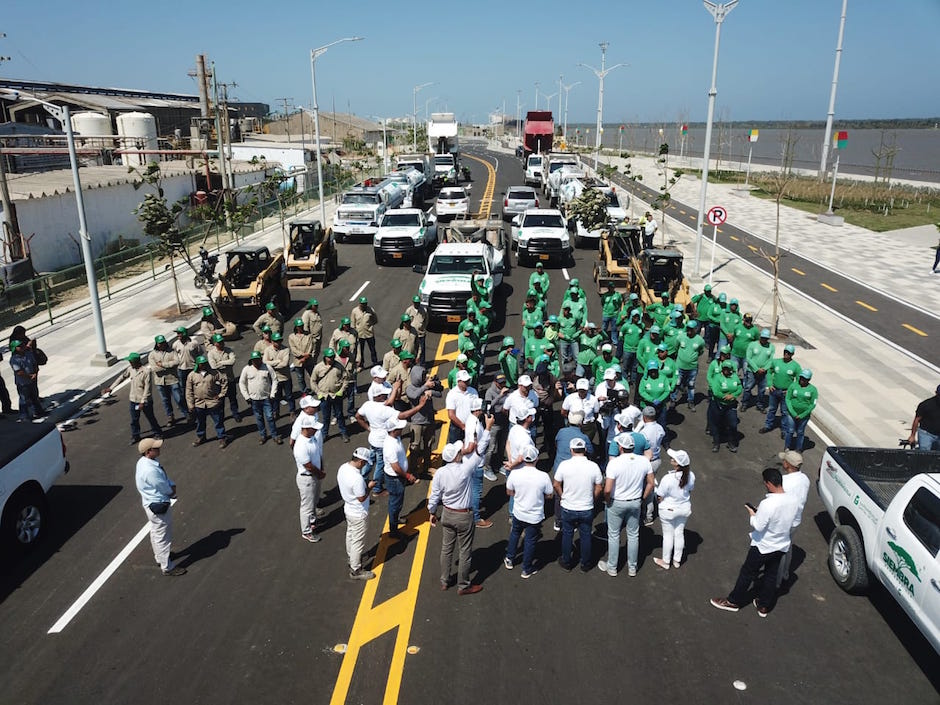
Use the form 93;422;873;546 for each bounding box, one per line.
566;124;940;185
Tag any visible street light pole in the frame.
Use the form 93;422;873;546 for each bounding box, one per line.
818;0;848;179
580;42;625;170
311;37;364;231
561;80;580;140
693;0;737;278
0;89;114;365
412;82;433;152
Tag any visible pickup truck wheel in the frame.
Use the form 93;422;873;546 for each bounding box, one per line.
374;252;383;266
2;487;48;553
828;525;869;594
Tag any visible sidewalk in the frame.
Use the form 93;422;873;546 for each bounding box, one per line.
0;200;339;420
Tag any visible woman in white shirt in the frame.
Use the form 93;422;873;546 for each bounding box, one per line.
653;448;695;569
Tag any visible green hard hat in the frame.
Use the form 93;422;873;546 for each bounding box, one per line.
294;318;304;328
784;344;795;354
721;360;734;369
341;316;351;325
195;355;208;365
502;336;515;347
412;295;421;303
250;351;262;360
800;369;813;380
336;339;350;349
401;314;412;322
265;302;276;310
307;298;319;306
399;351;415;360
390;339;403;349
719;344;731;355
10;339;23;350
686;321;698;329
154;335;166;344
359;296;368;304
657;343;668;352
271;332;283;341
126;351;141;361
660;291;670;300
323;348;335;357
261;325;272;333
175;326;187;334
211;333;224;343
570;278;579;286
202;307;213;317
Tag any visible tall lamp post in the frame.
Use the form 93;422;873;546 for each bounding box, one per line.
693;0;737;278
0;89;114;366
412;82;433;152
560;80;580;140
310;36;364;230
818;0;848;179
580;42;625;170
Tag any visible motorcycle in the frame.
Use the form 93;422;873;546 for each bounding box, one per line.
193;246;219;288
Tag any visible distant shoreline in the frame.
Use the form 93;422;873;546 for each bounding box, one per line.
572;118;940;130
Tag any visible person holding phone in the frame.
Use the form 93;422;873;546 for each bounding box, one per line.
653;448;695;570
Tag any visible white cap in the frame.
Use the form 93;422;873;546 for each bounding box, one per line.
667;448;691;466
386;417;408;431
568;410;584;426
456;353;468;363
615;433;635;449
614;412;632;430
456;370;471;382
299;395;321;409
518;374;533;386
353;447;371;461
601;343;613;352
522;445;540;462
370;381;392;398
300;415;323;429
603;368;617;380
523;407;537;419
470;397;484;411
569;437;586;451
442;441;463;462
371;366;388;379
575;378;590;390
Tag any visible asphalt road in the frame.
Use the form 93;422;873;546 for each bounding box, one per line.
0;145;936;705
585;156;939;368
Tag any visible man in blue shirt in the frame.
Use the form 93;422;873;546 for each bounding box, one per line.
135;438;186;576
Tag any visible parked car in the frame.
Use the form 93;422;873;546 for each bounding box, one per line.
501;186;539;222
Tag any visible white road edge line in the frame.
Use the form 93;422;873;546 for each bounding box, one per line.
562;268;570;281
48;499;177;634
348;281;370;303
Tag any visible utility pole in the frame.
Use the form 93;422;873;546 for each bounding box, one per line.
277;97;294;143
220;81;238;195
516;90;521;141
561;80;580;140
212;63;235;240
818;0;848;180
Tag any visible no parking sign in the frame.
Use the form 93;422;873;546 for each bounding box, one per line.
706;206;727;226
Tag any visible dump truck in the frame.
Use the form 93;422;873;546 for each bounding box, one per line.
593;223;691;309
212;246;288;322
523;111;554;158
284;219;338;299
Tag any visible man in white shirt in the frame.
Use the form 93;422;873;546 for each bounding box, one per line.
562;378;600;426
777;450;810;586
635;405;666;526
384;417;419;540
134;438;185;576
504;407;536;472
289;395;322;447
711;467;800;617
357;386;428;495
506;375;539;425
553;437;604;572
337;447;376;580
598;433;654;577
293;415;326;543
595;368;627;444
428;440;488;595
445;371;479;443
464;397;495;530
504;445;553;578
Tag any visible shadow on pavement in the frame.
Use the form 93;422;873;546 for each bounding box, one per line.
174;527;245;568
0;483;123;605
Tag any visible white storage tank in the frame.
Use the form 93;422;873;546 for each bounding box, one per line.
70;112;114;148
116;111;158;166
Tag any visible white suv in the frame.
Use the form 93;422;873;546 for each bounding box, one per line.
512;208;571;267
435;186;470;220
524;154;543;187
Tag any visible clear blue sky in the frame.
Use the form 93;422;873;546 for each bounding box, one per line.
2;0;938;124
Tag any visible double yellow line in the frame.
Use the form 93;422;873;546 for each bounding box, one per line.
463;152;496;219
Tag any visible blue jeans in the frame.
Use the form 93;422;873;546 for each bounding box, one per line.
194;405;225;440
344;383;356;419
275;375;296;414
784;414;810;451
763;389;787;430
416;335;427;366
16;381;43;420
222;380;241;420
732;355;746;375
674;367;698;404
606;498;641;572
387;474;405;528
178;368;192;395
621;351;637;385
471;464;484;522
250;398;278;440
561;507;594;569
129;400;160;439
602;316;618;347
320;395;348;437
559;339;579;366
704;324;719;358
156;383;184;418
708;399;739;446
918;428;940;451
293;365;307;394
742;369;767;408
358;336;378;367
506;516;540;573
370;445;386;491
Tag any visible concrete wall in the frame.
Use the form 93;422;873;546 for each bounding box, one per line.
15;167;268;273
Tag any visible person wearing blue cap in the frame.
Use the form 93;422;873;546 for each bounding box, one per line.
908;384;940;451
719;298;742;351
761;345;802;436
784;369;817;452
742;328;775;413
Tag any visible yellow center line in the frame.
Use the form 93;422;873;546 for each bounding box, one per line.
747;245;758;252
820;283;837;292
791;268;806;276
463;153;496;219
330;334;456;705
856;300;877;312
729;235;739;241
902;323;927;337
679;209;686;215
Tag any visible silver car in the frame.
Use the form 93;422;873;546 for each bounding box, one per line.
501;186;539;222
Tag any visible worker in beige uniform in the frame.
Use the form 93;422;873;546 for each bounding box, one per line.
199;306;223;342
104;352;162;444
186;355;229;448
311;348;350;442
351;296;379;368
393;314;419;357
288;318;315;395
301;298;323;361
252;301;284;336
404;295;429;366
253;326;273;355
263;332;295;418
150;334;184;425
239;350;280;444
383;339;404;380
207;333;242;422
328;318;359;370
172;326;203;415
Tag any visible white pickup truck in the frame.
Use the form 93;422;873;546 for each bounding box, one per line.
1;421;70;554
373;208;437;265
817;446;940;653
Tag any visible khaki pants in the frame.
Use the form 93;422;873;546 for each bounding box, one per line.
440;508;475;590
345;513;368;571
144;505;174;571
297;474;320;533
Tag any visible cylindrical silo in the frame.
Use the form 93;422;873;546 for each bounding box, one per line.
70;112;114;148
116;112;159;166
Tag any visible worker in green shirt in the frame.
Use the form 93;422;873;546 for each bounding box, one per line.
718;298;742;350
691;284;715;327
591;343;621;387
708;360;743;453
524;323;554;368
576;322;603;377
654;344;678;391
538;349;560;378
743;328;775;412
760;344;801;435
784;369;817;452
635;325;663;372
529;261;550;297
662;311;683;356
477;301;492;338
729;312;759;373
498;337;520;387
617;293;641;328
457;327;479;363
638;359;671;427
544;315;561;353
600;282;624;348
618;308;644;385
447;353;479;388
521;296;543;347
645;291;671;329
563;278;588;305
673;320;706;410
467;273;488;317
557;303;582;366
704;344;732;435
705;291;726;359
458;308;482;344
